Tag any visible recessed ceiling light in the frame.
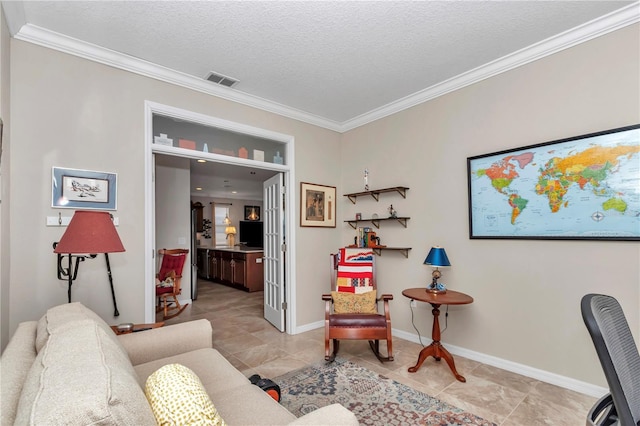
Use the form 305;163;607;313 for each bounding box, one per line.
195;187;202;191
231;191;237;194
197;159;206;163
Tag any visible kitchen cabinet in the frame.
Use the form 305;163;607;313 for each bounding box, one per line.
192;201;204;232
205;249;263;292
209;250;221;282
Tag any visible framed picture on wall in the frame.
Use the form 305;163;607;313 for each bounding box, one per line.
300;182;336;228
52;167;118;210
244;205;260;221
467;124;640;240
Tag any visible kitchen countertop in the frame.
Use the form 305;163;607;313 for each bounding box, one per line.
197;246;264;254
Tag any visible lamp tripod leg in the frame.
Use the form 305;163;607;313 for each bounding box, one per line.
67;254;73;303
104;253;120;317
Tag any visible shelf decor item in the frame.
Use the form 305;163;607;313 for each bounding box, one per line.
300;182;336;228
52;167;117;210
364;168;369;191
178;138;196;150
467;124;640;240
423;246;450;294
153;133;173;146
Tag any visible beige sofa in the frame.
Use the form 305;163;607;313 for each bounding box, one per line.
1;303;358;425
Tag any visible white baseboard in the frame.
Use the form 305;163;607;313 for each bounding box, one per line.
392;328;607;398
294;320;324;334
294;322;607;398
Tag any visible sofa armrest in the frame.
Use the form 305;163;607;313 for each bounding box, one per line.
1;321;38;426
117;319;212;366
287;403;358;425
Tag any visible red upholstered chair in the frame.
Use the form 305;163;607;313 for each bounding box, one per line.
322;249;393;363
156;248;189;320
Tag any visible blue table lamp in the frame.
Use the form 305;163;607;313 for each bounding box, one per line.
424;246;451;294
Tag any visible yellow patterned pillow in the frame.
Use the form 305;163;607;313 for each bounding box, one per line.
145;363;226;426
331;290;377;314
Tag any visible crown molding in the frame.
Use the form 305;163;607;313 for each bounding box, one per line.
341;2;640;132
13;24;344;132
9;2;639;133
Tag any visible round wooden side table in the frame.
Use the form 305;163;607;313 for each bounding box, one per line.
402;288;473;382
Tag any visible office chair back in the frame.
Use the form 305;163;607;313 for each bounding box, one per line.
581;294;640;425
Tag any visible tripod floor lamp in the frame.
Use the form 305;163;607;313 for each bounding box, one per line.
53;210;125;316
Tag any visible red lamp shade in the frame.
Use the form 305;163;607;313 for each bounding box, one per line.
54;211;125;254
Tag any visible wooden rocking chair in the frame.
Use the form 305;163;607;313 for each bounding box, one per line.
322;249;394;363
156;248;189;320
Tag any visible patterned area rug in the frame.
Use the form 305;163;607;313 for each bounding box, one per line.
274;358;495;426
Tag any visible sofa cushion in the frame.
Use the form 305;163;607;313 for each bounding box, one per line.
133;348;249;390
331;290;377;314
145;363;226;425
35;302;118;353
15;319;155;425
135;348;296;424
207;383;296;425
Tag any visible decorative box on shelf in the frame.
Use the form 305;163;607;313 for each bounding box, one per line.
154;133;173;147
178;138;197;150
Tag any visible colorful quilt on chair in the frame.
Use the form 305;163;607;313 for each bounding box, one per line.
337;248;374;292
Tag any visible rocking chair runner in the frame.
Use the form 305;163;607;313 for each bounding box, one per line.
156;248;189;320
322;249;394;363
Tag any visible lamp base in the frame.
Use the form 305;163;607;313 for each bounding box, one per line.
426;279;447;294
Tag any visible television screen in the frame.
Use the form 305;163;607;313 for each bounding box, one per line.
239;221;264;248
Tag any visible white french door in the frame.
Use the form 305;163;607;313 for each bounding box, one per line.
263;173;285;331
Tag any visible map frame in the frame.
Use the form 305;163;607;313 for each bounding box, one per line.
467;124;640;241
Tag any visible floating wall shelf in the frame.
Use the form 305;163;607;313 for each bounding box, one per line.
372;247;412;258
344;186;409;204
344;217;410;229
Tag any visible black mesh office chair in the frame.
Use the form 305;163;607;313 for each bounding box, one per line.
581;294;640;426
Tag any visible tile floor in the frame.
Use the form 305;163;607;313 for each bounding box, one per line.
159;279;597;425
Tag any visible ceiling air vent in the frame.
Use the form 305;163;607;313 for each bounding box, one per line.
205;71;239;88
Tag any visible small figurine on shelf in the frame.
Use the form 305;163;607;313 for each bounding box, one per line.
388;204;397;218
364;168;369;191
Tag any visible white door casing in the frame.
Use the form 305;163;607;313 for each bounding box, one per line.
145;101;296;333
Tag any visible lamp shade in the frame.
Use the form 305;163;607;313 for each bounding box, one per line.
54;211;125;254
423;246;451;267
225;226;237;235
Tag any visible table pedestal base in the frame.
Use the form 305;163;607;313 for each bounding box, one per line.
407;303;466;382
408;340;466;382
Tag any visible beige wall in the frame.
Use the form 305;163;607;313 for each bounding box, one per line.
340;24;640;387
0;5;11;351
6;39;341;338
155;156;191;299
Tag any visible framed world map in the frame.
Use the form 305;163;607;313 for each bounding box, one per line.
467;124;640;240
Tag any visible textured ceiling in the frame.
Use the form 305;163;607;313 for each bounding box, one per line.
15;1;636;124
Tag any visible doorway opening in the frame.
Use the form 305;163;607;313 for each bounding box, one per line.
145;101;297;333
